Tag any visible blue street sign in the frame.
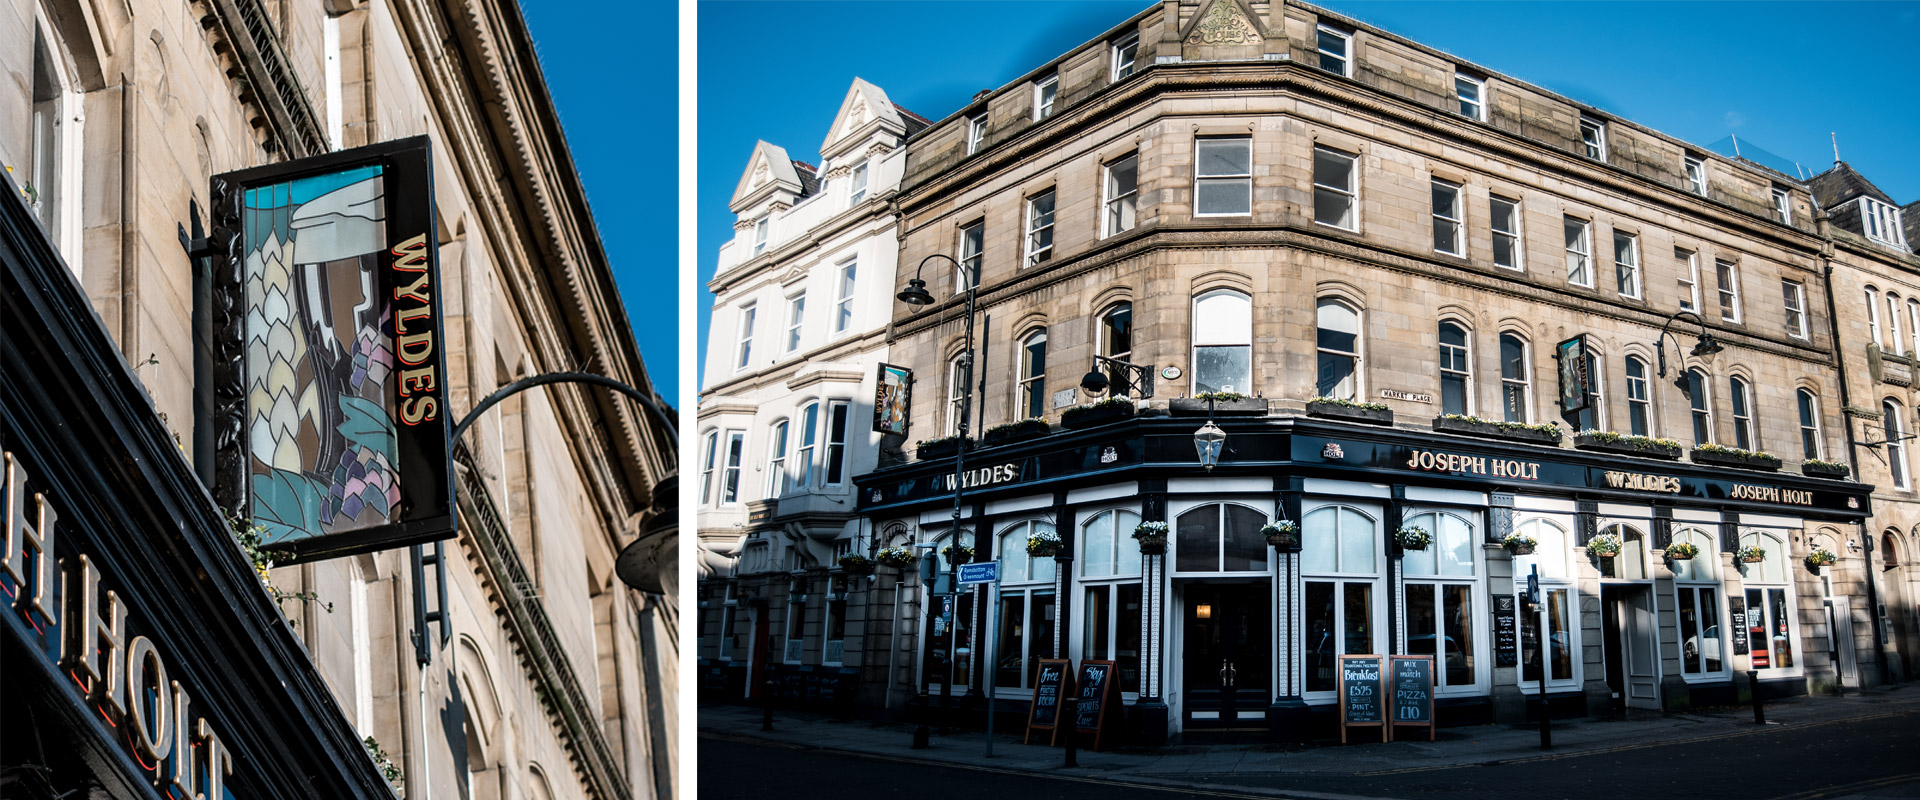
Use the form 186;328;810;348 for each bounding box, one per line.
958;561;1000;585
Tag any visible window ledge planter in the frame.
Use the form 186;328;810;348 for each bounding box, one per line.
1431;415;1562;444
981;418;1051;448
1060;400;1136;430
1170;397;1268;416
1690;446;1782;472
1801;461;1851;480
1306;399;1393;426
915;437;969;461
1572;432;1683;460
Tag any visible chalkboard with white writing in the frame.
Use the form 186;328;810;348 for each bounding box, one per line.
1493;595;1519;667
1074;660;1118;751
1339;654;1386;743
1025;659;1070;745
1389;655;1435;740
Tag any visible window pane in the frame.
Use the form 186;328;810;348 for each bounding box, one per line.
1194;291;1251;345
1407;583;1437;659
1303;508;1337;574
1028;592;1054;686
1194;345;1251;395
1104;305;1133;358
1176;506;1219;572
1116;511;1143;577
1403;513;1438;576
1340;507;1375;573
997;593;1026;687
1440;514;1475;577
1699;590;1722;672
1318;301;1358;349
1443;585;1475;686
1117;584;1143;693
1084;585;1110;660
1313;187;1353;228
1083;512;1115;578
1547;588;1572;680
1343;582;1373;656
1197;139;1250;176
1769;588;1793;668
1318;351;1356;399
1223;504;1268;571
1306;582;1336;691
1196;178;1251;215
1679;586;1702;674
1314;148;1353;190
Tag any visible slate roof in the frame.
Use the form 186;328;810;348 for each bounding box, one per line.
1904;200;1920;255
1809;162;1898;209
896;105;933;136
792;160;819;197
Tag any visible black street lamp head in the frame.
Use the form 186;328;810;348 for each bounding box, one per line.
1080;369;1111;395
896;277;935;306
1691;332;1724;358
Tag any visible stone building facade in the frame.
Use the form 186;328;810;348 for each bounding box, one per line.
828;0;1900;743
1;0;674;797
694;80;922;705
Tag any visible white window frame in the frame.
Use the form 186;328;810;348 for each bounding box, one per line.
1886;400;1909;491
1299;502;1383;701
1312;146;1359;231
823;399;851;486
1111;32;1139;81
1315;24;1351;78
1770;186;1791;225
1454;74;1485;121
1579;116;1607;161
1075;507;1145;699
1438;321;1472;417
957;221;983;291
699;430;719;506
1626;355;1653;437
753;216;770;255
946;356;968;437
991;519;1059;692
720;429;746;505
795;402;820;489
967;113;987;155
1715;259;1742;323
1511;516;1582;693
1101;302;1133;362
1614;230;1641;299
1564;217;1593;288
1033;74;1058;121
734;303;756;372
783;593;805;664
1861;197;1908;248
1866;286;1884;348
1018;328;1048;420
1737;531;1804;679
1729;376;1754;451
1686;369;1713;446
1684;156;1707;196
1500;333;1533;424
1909;299;1920;361
1431;179;1464;256
1104;153;1139;238
1782;280;1807;339
1315;297;1363;401
1797;389;1822;461
1490;195;1522;271
1025;189;1056;265
1192;289;1252;395
833;259;857;335
1677;248;1700;313
1889;293;1905;356
766;419;789;497
1672;526;1729;682
1195;137;1252;218
784;292;805;353
1400;510;1489;696
26;13;85;266
849;160;869;205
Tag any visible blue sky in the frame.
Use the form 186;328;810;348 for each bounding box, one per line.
696;1;1920;392
520;1;680;401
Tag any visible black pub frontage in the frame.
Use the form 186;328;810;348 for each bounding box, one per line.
3;177;393;796
853;410;1872;744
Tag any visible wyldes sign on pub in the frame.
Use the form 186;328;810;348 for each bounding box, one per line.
211;137;456;564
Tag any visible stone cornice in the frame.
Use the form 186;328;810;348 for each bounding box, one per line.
786;368;868;391
701;328;891;397
708;197;901;295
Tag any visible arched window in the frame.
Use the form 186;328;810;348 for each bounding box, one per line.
766;419;790;497
1739;531;1799;675
1316;298;1361;400
1080;509;1144;694
1885;531;1901;569
1597;523;1647;580
1403;511;1478;690
1100;302;1133;362
1729;376;1754;450
1439;322;1471;416
1685;369;1713;445
1866;286;1884;347
1563;344;1604;432
1303;505;1382;693
1174;503;1267;573
927;527;978;690
1626;356;1652;437
1192;290;1252;394
946;354;968;436
1797;389;1822;460
1019;329;1048;419
1889;294;1906;356
994;520;1056;690
1500;333;1532;423
1513;518;1577;688
1908;298;1920;360
1886;399;1908;490
1671;527;1725;678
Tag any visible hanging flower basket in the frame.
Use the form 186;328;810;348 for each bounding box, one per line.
1805;549;1838;569
1132;521;1170;555
1664;541;1700;561
1027;530;1063;557
942;544;974;565
1587;533;1623;559
1738;545;1767;563
1394;525;1432;551
1503;532;1538;556
1261;521;1301;552
875;547;916;569
837;554;876;576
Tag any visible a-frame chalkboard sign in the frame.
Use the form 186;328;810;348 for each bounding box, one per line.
1338;654;1387;744
1073;660;1119;751
1388;654;1436;742
1024;659;1070;745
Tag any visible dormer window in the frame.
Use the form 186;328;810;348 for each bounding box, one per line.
1862;197;1908;248
967;113;987;155
1316;25;1351;78
753;216;770;254
1579;116;1607;161
1684;156;1707;196
1771;186;1791;225
1112;32;1139;81
1034;75;1058;121
1454;74;1485;121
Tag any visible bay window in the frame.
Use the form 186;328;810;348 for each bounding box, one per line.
1196;138;1252;216
1312;146;1358;230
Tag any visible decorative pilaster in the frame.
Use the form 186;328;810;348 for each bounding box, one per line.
1269;475;1309;744
1133;480;1170;745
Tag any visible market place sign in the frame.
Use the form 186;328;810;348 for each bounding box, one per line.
3;452;237;798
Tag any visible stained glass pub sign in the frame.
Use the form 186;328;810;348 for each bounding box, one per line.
211;136;455;563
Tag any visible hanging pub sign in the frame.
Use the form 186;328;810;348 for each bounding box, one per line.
210;136;456;564
1556;334;1590;413
873;363;912;436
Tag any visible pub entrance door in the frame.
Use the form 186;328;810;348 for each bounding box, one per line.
1182;581;1272;729
1601;584;1661;710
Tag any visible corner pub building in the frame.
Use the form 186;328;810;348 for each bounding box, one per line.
843;0;1888;744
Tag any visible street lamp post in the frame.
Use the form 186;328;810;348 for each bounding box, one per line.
1652;310;1725;380
898;253;979;748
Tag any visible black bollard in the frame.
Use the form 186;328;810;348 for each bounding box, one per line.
1062;669;1078;768
911;691;931;749
1748;670;1765;725
763;679;775;731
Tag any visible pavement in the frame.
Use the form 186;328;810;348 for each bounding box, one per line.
698;684;1920;798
